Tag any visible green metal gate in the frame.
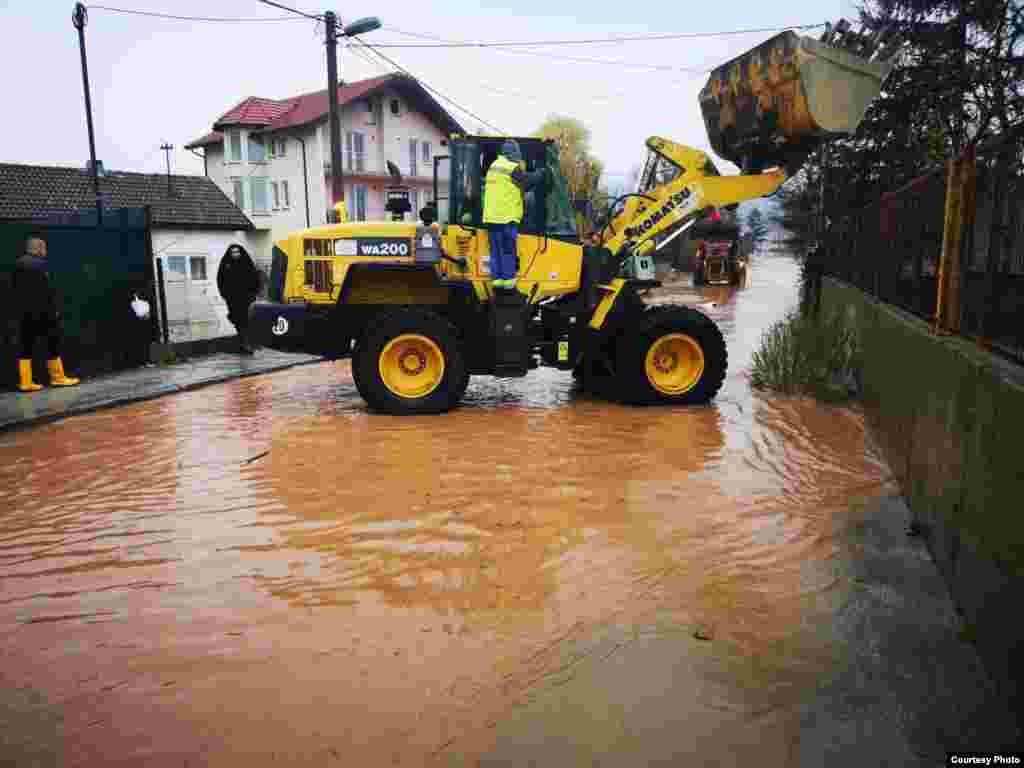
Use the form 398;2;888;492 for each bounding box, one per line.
0;207;155;387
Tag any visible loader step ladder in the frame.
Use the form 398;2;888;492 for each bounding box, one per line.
490;289;531;377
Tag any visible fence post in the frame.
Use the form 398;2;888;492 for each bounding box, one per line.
155;256;169;346
957;147;977;333
979;145;1011;347
935;146;976;334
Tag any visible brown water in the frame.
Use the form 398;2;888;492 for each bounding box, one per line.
0;256;894;766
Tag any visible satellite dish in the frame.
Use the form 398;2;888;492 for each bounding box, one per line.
386;161;402;182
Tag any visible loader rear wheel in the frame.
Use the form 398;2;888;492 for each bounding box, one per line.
615;305;727;405
353;309;468;415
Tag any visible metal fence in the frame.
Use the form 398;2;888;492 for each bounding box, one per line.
960;142;1024;361
0;207;156;385
823;136;1024;365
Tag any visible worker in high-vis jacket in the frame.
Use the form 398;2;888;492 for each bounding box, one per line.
11;235;80;392
482;141;546;290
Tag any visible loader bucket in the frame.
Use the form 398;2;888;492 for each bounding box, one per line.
699;30;894;171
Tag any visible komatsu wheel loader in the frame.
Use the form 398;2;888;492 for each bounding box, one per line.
249;27;895;415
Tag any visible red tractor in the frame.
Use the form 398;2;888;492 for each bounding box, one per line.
691;208;743;286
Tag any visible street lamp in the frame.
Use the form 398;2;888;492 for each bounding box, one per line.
324;13;382;222
343;16;381;37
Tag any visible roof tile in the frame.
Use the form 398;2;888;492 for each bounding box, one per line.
0;164;253;230
193;74;464;142
184;131;224;150
214;97;294;129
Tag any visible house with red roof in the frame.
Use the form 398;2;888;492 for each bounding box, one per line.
185;73;463;244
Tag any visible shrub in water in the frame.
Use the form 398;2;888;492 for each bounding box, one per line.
750;307;860;402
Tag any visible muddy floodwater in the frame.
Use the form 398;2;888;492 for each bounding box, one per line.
1;256;899;766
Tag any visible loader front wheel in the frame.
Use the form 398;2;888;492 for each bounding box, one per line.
353;309;468;415
616;306;727;405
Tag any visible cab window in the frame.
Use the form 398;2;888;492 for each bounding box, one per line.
638;149;683;193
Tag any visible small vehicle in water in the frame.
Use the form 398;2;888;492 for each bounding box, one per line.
690;209;743;286
694;239;744;286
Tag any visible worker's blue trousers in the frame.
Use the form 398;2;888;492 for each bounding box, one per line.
486;222;519;280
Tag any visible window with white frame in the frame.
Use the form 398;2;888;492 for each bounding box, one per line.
390;98;400;116
228;131;242;162
409;189;419;220
189;256;208;281
248;134;266;163
347;184;368;221
165;255;187;281
409;138;418;177
422;141;431;165
231;178;245;210
275;138;287;157
271;181;280;209
346;131;365;172
281;180;290;208
251;177;269;214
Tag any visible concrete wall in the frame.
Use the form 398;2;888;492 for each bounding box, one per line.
822;277;1024;713
153;228;269;344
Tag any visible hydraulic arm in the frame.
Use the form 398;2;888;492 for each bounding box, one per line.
596;137;786;261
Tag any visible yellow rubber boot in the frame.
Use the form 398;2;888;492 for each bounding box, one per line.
17;359;42;392
47;358;80;387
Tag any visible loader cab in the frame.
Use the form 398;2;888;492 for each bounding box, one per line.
637;139;721;194
433;135;577;241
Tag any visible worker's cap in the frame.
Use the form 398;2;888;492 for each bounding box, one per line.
501;140;523;162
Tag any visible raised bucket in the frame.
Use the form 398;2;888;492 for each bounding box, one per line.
699;30;894;171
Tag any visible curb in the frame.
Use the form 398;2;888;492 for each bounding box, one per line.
0;356;326;436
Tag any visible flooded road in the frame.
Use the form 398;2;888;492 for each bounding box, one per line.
0;256;899;766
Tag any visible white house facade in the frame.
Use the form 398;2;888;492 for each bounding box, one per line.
186;74;463;248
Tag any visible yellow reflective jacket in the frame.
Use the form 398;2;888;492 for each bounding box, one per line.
483;155;523;225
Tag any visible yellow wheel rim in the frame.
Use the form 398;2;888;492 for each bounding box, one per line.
644;333;705;395
379;334;445;399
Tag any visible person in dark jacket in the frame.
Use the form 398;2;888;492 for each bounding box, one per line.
11;235;79;392
217;243;261;355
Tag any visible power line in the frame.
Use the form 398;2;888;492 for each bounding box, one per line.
349;46;680;123
89;4;308;22
252;0;322;22
348;44;385;72
350;28;694;113
355;22;826;49
362;26;709;75
348;37;506;135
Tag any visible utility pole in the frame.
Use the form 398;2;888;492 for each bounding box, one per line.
160;143;174;195
72;2;102;223
324;10;345;222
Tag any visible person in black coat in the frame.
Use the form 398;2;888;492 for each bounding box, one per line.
217;243;261;355
11;235;80;392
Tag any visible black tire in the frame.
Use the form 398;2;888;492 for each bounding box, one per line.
352;309;469;415
614;305;727;405
693;267;705;286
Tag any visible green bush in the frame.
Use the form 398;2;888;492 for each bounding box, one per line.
750;306;860;402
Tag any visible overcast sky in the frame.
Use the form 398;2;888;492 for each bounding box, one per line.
2;0;852;184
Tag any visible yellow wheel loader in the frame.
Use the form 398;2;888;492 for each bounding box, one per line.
249;26;894;415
